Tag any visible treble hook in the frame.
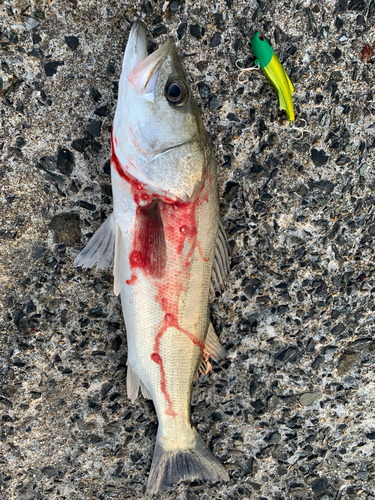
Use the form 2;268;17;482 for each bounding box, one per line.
236;58;260;83
289;118;311;140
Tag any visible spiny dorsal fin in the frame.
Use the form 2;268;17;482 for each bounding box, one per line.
210;218;230;297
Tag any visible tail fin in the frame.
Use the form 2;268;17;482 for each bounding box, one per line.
147;428;229;494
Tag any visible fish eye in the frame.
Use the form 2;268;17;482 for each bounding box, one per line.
259;33;265;41
165;80;189;106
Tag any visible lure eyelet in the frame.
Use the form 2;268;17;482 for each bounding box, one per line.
165;80;189;106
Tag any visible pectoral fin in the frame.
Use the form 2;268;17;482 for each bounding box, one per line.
74;213;115;269
74;213;126;297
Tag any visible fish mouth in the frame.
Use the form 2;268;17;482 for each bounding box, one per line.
127;21;174;94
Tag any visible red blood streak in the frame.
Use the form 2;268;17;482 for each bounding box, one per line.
197;241;210;262
150;312;204;417
111;133;210;417
151;353;162;363
111;133;152;206
154;313;205;352
111;133;178;206
150;351;178;418
126;273;138;285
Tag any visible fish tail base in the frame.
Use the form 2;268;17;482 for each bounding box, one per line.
147;428;229;494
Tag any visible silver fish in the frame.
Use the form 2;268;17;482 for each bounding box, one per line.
75;20;229;494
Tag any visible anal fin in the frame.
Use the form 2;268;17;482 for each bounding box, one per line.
127;362;151;403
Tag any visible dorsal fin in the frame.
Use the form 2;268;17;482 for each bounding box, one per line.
210;218;230;297
196;323;227;377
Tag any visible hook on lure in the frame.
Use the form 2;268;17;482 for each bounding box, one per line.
289;118;311;140
236;59;260;83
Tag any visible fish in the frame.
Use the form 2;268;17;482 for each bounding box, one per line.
251;32;295;123
75;20;230;494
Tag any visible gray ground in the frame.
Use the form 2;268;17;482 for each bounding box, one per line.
1;0;375;499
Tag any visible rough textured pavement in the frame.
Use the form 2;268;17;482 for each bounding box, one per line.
1;0;375;499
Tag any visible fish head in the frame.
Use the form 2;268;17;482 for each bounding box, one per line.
113;21;209;202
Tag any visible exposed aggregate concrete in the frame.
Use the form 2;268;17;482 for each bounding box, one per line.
1;0;375;499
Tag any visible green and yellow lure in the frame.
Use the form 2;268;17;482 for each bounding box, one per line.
251;32;295;123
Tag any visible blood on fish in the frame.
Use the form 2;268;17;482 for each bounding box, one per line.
151;316;176;417
111;133;210;417
111;133;152;206
197;241;210;263
111;133;177;205
150;351;178;418
151;312;205;417
130;200;166;279
155;313;205;352
126;273;138;285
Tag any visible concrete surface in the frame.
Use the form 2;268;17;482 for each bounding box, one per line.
1;0;375;499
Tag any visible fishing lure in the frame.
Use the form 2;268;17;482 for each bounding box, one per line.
250;32;295;124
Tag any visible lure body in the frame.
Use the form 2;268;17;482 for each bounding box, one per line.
251;32;295;123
